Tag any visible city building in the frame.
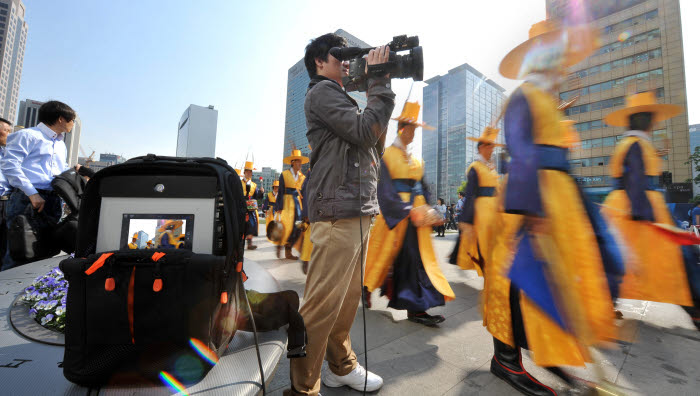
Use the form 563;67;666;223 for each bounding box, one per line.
282;29;368;171
77;158;110;172
136;230;149;248
63;116;81;167
16;98;41;128
252;166;280;195
547;0;691;202
690;124;700;196
0;0;27;123
176;104;218;157
422;63;506;205
99;153;126;165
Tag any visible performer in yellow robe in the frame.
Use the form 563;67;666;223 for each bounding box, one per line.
486;19;616;395
263;180;279;226
241;161;264;250
455;126;503;275
127;233;139;249
364;101;455;326
601;92;694;309
299;168;313;274
274;149;308;260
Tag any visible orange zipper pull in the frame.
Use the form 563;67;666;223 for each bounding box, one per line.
220;291;228;304
153;278;163;292
105;277;115;291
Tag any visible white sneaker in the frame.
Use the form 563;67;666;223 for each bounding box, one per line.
322;364;383;392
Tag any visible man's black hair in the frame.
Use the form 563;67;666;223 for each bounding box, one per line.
304;33;348;78
0;117;12;127
629;112;653;132
458;191;465;197
38;101;76;126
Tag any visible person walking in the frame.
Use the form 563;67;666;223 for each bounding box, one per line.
364;101;454;326
434;198;446;237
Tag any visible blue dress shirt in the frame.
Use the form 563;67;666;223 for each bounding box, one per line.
0;123;68;196
0;146;10;196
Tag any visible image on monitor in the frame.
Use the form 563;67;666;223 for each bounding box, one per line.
120;214;195;251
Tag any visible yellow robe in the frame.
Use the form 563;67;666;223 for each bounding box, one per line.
488;82;616;367
457;160;499;276
266;192;277;221
364;145;455;301
601;136;692;306
276;169;305;246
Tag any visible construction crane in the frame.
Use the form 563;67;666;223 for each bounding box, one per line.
79;145;95;167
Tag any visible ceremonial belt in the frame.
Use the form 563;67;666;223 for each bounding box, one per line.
611;176;656;191
536;145;569;172
393;179;424;199
477;187;495;197
284;188;300;196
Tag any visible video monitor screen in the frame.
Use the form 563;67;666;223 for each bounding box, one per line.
120;214;195;251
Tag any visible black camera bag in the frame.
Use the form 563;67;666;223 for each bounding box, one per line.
60;155;249;386
8;203;61;263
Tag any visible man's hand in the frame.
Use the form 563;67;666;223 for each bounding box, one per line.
74;164;81;172
365;45;390;78
29;194;45;213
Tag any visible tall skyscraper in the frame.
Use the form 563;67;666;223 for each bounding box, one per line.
176;104;218;157
547;0;691;201
16;98;41;128
0;0;27;123
422;63;506;204
282;29;368;170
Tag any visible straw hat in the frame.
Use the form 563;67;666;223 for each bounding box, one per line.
132;233;138;240
499;20;597;80
283;149;310;165
392;101;435;130
603;92;682;127
244;161;255;171
272;180;280;187
467;126;504;147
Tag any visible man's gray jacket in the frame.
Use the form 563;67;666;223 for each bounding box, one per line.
304;75;395;223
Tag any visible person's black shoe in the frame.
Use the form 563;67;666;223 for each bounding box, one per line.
247;240;258;250
407;311;445;327
490;338;557;396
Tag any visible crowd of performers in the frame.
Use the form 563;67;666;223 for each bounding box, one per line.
243;20;700;395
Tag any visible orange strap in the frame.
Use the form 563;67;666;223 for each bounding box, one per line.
236;261;243;272
151;252;166;262
85;253;114;275
128;267;136;344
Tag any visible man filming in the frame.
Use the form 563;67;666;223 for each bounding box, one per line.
286;33;395;396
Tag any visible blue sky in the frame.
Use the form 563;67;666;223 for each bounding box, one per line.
17;0;699;170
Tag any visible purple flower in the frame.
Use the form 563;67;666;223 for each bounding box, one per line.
29;308;37;318
60;296;67;305
24;286;36;294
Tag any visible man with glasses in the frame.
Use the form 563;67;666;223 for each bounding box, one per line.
0;101;76;270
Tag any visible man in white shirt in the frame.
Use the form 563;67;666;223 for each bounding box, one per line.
1;101;75;270
0;117;13;269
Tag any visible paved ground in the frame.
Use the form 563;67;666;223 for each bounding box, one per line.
245;228;700;396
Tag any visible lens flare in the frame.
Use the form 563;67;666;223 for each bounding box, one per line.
190;338;219;365
159;371;189;395
618;31;631;42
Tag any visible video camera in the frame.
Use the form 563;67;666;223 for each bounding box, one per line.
329;35;423;92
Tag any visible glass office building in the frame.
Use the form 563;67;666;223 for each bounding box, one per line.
422;63;505;205
282;29;368;171
547;0;691;202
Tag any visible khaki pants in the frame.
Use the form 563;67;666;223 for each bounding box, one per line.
289;216;371;395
